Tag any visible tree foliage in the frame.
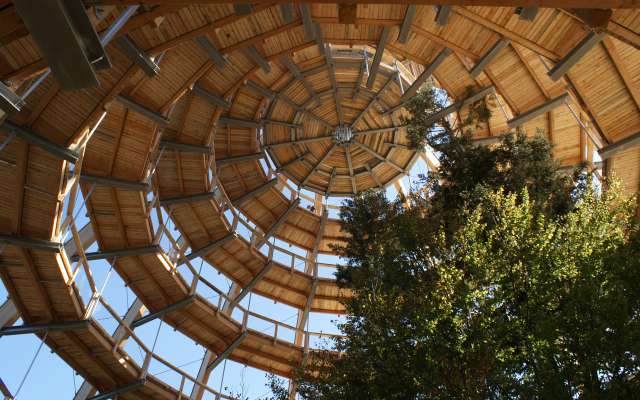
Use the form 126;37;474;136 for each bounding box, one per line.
267;87;640;399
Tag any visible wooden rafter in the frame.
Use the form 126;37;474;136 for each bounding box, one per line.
345;146;357;193
366;26;391;89
470;37;510;78
301;144;338;186
398;5;417;43
323;42;345;126
276;151;310;171
364;163;383;189
452;6;560;61
602;38;640;112
351;77;395;128
352;141;404;173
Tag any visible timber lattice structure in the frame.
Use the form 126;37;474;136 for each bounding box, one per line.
1;1;640;399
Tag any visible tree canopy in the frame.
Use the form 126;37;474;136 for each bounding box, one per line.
266;87;640;400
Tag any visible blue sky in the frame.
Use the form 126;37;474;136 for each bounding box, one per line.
0;156;431;399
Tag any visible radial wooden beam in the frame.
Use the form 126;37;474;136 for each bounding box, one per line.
352;141;404;173
351;77;395;128
192;84;230;109
281;55;318;100
469;38;510;77
0;234;62;252
398;5;417;43
263;198;301;239
318;32;344;126
265;135;333;149
218;116;261;129
366;26;390;89
548;32;605;81
115;35;159;77
74;245;160;261
196;35;227;67
598;131;640;159
131;295;196;328
301;144;338;186
300;61;331;78
276;151;310;172
232;178;278;205
354;126;404;137
181;233;235;263
80;174;150;191
245;79;334;129
0;121;79;163
0;319;90;336
507;93;569;128
261;119;303;129
228;262;274;310
160;140;212;154
216;152;264;167
245;45;271;73
115;95;170;126
352;57;366;100
399;47;451;102
206;331;249;372
246;79;276;99
160;191;217;207
299;4;315;41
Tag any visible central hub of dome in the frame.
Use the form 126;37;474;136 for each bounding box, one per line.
333;125;353;144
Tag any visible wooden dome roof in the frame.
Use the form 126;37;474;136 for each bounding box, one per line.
261;47;421;195
1;2;639;399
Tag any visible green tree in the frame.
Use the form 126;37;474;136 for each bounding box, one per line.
277;87;640;399
291;186;640;399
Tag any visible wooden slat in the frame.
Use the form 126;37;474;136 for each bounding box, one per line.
366;26;391;89
398;5;417;43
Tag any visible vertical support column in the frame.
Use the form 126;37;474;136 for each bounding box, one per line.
313;193;323;216
73;298;145;400
289;208;328;399
288;248;313;400
190;283;240;400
